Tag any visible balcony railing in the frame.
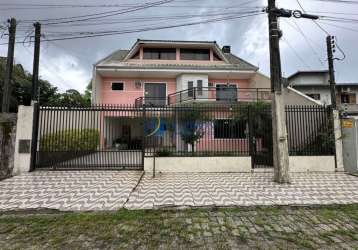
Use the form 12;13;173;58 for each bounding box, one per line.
135;96;167;107
135;87;271;107
167;87;271;105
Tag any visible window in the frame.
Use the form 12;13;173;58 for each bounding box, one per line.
214;119;246;139
180;49;210;60
341;93;356;104
306;93;320;100
112;82;124;91
188;81;194;97
197;80;203;95
216;84;237;101
143;48;176;60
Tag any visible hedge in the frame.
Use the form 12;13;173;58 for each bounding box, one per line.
40;129;100;151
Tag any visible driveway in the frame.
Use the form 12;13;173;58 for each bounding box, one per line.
125;172;358;209
0;171;358;211
0;171;143;211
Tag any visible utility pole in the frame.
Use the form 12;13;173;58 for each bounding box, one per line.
1;18;16;113
266;1;319;183
326;35;337;109
267;0;290;183
31;22;41;103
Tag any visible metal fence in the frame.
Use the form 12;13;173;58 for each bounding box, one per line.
33;103;334;170
35;105;144;170
286;105;334;156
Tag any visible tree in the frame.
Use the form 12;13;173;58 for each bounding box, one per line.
0;58;90;111
178;107;210;154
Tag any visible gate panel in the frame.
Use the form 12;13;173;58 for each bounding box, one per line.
35;105;144;170
249;105;273;168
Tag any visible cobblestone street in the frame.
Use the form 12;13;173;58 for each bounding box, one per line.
1;205;358;249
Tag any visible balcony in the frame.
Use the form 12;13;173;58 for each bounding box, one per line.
135;87;271;107
167;87;271;105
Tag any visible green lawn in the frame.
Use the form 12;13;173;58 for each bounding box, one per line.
1;205;358;249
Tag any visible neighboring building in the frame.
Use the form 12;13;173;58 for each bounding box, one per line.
287;70;358;113
92;39;271;106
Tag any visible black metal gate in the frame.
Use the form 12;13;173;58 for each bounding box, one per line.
34;105;144;170
249;105;273;168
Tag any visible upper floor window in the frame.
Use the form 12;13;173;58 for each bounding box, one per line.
112;82;124;91
341;93;356;104
180;49;210;60
143;48;176;60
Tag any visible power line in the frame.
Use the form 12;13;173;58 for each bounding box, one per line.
20;0;174;24
0;12;263;45
285;19;325;66
281;36;312;70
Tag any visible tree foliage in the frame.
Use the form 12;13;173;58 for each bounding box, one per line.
0;57;91;112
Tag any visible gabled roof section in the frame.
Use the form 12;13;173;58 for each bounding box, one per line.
96;39;259;71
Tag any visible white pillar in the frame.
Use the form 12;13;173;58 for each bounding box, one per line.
333;110;344;171
13;105;34;175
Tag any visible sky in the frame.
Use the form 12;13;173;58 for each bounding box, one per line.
0;0;357;93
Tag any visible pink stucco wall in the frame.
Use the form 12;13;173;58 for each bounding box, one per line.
101;78;176;105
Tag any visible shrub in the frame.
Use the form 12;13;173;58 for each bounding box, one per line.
155;149;173;157
40;129;100;151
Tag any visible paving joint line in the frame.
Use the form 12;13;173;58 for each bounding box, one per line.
124;171;145;207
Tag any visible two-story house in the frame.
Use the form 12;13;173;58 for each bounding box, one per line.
91;39;272;151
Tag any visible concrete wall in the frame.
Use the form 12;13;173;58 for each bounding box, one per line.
289;156;335;172
289;73;329;86
284;87;321;106
0;113;17;180
13;105;34;175
249;72;270;89
144;156;252;173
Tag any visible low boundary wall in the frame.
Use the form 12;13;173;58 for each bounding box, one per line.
144;156;336;173
144;157;252;173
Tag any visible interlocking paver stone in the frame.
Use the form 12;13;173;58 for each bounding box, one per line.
0;171;142;211
1;171;358;211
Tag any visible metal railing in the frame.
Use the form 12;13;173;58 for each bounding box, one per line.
167;87;271;105
135;97;167;107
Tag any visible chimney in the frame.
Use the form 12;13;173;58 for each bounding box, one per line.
222;46;231;53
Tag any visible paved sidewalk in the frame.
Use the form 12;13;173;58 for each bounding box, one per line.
0;171;358;211
126;172;358;209
0;171;142;211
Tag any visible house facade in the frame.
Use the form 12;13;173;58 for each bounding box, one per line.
92;39;271;106
287;70;358;113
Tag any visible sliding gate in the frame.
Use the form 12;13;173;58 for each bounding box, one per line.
34;105;144;170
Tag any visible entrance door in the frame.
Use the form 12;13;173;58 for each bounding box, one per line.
145;83;166;106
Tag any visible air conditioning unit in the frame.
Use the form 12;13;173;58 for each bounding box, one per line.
135;80;142;89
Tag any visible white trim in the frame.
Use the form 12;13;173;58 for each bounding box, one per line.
110;81;125;91
143;82;168;105
96;67;255;75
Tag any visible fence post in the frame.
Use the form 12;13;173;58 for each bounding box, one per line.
29;102;39;172
142;104;146;171
248;105;254;170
